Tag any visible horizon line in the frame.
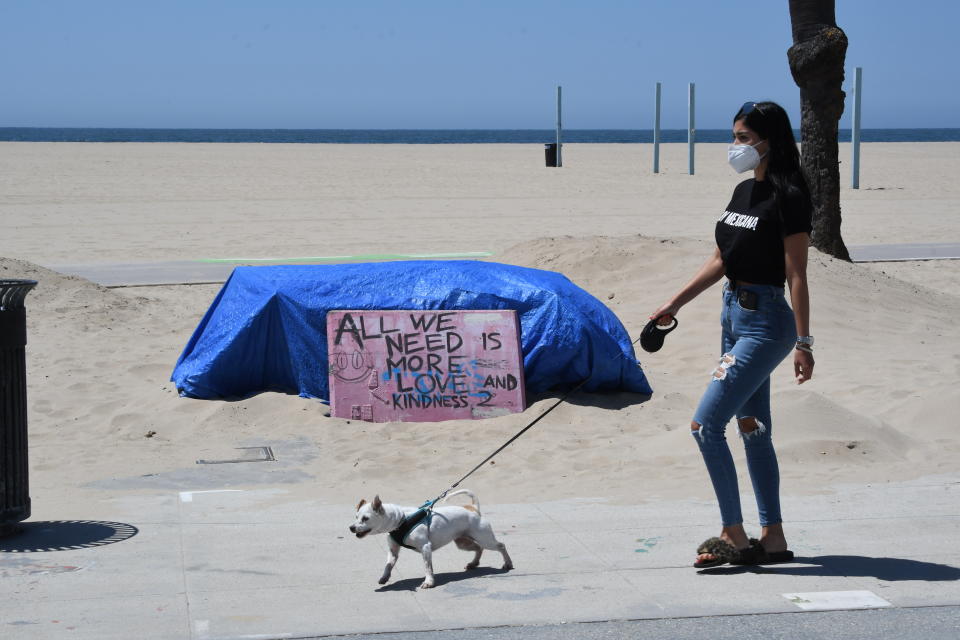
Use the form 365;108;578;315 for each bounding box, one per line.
3;125;959;132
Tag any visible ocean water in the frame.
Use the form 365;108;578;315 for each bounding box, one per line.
1;127;958;144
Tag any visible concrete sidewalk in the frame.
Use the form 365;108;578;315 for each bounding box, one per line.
46;252;493;288
43;242;960;288
848;242;960;262
2;458;958;639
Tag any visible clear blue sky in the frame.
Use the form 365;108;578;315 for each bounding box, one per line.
1;0;955;130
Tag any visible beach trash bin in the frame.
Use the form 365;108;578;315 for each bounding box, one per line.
544;143;558;167
0;279;37;537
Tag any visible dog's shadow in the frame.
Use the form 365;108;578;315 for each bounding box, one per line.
376;566;510;592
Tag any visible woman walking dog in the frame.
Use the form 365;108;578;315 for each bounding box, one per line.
651;101;814;568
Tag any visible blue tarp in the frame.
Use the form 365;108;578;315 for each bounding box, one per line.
171;261;652;400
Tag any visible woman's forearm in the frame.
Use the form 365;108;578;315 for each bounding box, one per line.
670;249;726;310
788;276;810;336
783;234;811;337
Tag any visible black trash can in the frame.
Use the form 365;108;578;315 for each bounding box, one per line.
0;279;37;537
544;143;558;167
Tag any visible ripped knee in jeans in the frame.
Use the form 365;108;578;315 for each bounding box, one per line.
712;353;736;381
738;416;766;440
691;420;703;442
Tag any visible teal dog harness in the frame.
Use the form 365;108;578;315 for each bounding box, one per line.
388;505;434;550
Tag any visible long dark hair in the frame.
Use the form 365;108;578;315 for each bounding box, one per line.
734;101;811;211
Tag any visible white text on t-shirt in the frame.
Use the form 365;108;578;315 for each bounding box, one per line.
718;210;759;231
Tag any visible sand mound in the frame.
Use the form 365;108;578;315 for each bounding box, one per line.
498;234;960;490
1;257;138;320
7;237;960;506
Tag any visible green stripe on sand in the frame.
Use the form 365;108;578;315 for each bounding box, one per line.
199;251;494;264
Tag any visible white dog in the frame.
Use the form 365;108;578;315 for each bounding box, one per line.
349;489;513;589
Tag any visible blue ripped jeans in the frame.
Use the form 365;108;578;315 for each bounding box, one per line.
691;283;797;527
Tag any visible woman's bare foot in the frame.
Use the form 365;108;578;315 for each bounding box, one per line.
695;524;751;564
759;523;788;554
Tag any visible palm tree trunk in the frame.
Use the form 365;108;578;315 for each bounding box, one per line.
787;0;850;260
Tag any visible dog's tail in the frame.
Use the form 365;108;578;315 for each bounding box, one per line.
440;489;480;514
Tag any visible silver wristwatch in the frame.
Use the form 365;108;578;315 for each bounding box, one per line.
796;336;814;347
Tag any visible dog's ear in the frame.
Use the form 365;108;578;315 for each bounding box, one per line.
372;495;384;514
355;498;367;512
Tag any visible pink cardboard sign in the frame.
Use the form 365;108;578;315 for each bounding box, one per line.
327;310;526;423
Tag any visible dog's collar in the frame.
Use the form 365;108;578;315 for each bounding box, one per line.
389;507;432;550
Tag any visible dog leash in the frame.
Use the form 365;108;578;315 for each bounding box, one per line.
425;334;645;509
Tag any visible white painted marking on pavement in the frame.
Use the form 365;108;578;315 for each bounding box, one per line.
783;590;892;611
194;619;293;640
179;489;244;503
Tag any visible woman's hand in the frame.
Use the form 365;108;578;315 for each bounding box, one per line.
650;302;680;326
794;348;814;384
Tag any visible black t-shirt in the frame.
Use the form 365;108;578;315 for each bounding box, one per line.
715;179;812;286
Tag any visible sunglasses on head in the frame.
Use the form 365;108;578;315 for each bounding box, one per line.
738;101;758;118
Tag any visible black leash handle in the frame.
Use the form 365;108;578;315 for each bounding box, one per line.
428;334;644;507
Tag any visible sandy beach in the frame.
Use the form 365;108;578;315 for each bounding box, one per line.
2;140;959;508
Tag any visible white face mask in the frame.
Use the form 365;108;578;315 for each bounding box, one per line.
727;141;767;173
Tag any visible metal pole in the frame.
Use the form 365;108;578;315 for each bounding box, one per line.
556;85;563;168
688;82;695;175
0;279;37;537
851;66;862;189
653;82;661;173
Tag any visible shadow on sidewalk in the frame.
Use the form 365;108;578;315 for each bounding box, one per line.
0;520;139;553
376;566;511;592
779;555;960;581
700;555;960;581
